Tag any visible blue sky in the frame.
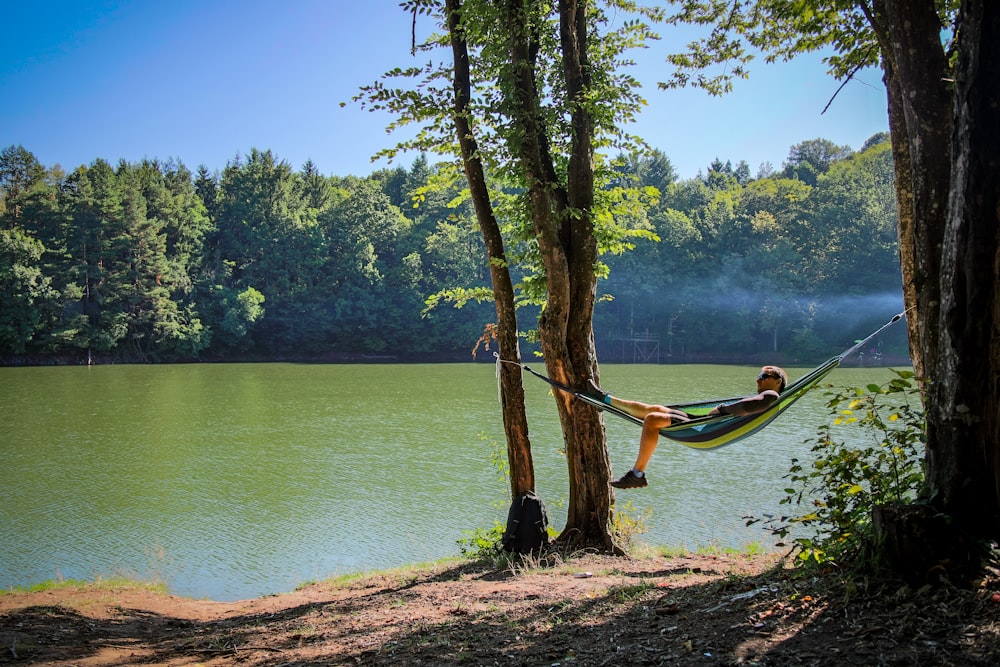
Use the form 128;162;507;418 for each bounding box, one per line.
2;1;889;181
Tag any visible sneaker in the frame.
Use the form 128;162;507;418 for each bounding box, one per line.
611;470;648;489
584;379;609;403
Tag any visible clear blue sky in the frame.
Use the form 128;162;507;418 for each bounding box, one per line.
2;1;888;181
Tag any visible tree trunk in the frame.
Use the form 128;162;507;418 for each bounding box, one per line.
446;0;536;498
507;0;614;549
554;0;614;548
882;64;923;377
928;0;1000;540
878;0;953;383
872;504;981;583
869;0;1000;580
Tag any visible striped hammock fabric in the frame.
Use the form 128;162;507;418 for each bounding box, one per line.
509;311;906;451
573;355;841;450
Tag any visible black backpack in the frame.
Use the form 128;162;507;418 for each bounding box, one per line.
501;491;549;553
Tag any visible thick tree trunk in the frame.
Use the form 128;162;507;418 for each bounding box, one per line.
446;0;536;498
872;504;982;583
929;0;1000;539
870;0;1000;581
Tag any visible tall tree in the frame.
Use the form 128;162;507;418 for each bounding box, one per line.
782;138;854;185
805;139;899;293
433;0;535;500
928;0;1000;552
0;146;46;212
317;179;412;350
0;146;64;355
660;0;999;575
116;162;172;360
0;228;57;354
356;0;661;548
504;0;612;544
58;160;128;355
212;149;325;352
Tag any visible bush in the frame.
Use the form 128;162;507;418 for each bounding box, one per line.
748;369;926;572
457;522;507;561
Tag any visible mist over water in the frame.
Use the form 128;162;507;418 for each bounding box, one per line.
595;283;908;365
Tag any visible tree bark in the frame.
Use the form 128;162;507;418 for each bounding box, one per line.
872;504;981;583
555;0;614;547
868;0;1000;580
446;0;536;498
882;64;923;377
877;0;953;382
929;0;1000;539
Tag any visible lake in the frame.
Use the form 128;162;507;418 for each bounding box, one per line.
0;361;901;601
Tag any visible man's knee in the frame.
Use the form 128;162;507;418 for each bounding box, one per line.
643;412;672;428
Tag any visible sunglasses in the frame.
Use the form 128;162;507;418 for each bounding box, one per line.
757;372;779;381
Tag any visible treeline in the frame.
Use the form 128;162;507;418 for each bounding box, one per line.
0;135;904;365
596;134;905;364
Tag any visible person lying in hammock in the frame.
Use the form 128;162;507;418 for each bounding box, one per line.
586;365;788;489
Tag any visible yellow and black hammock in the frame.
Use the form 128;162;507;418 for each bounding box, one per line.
504;311;906;451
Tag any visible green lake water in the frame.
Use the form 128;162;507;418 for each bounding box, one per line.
0;362;901;601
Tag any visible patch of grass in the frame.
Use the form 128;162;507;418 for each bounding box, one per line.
312;557;469;590
607;578;657;602
740;541;770;556
654;544;691;559
693;542;771;557
2;575;168;597
649;542;773;559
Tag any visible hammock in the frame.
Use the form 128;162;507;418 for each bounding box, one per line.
503;311;906;451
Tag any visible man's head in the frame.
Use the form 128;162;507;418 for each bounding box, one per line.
756;366;787;392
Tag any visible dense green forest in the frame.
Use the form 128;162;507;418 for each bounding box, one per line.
0;135;905;365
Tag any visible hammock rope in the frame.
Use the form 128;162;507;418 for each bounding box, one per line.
496;310;908;450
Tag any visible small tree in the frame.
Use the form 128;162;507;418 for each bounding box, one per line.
354;0;661;548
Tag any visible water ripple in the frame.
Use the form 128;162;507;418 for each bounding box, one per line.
1;363;900;600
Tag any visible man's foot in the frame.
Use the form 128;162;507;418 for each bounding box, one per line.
584;379;609;403
611;470;648;489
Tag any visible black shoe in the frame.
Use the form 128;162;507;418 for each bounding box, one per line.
584;379;609;403
611;470;648;489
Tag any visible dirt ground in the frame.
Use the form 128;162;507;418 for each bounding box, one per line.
2;550;999;666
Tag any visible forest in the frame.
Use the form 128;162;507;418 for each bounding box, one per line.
0;135;905;365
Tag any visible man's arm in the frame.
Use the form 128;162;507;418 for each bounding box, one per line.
709;390;780;417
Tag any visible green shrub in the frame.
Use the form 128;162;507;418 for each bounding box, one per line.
611;498;651;552
457;522;507;561
748;369;926;572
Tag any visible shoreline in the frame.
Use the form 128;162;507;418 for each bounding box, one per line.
3;550;997;666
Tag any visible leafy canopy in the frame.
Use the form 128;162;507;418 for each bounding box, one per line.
348;0;671;308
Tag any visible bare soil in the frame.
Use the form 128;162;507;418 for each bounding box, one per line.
2;551;999;666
